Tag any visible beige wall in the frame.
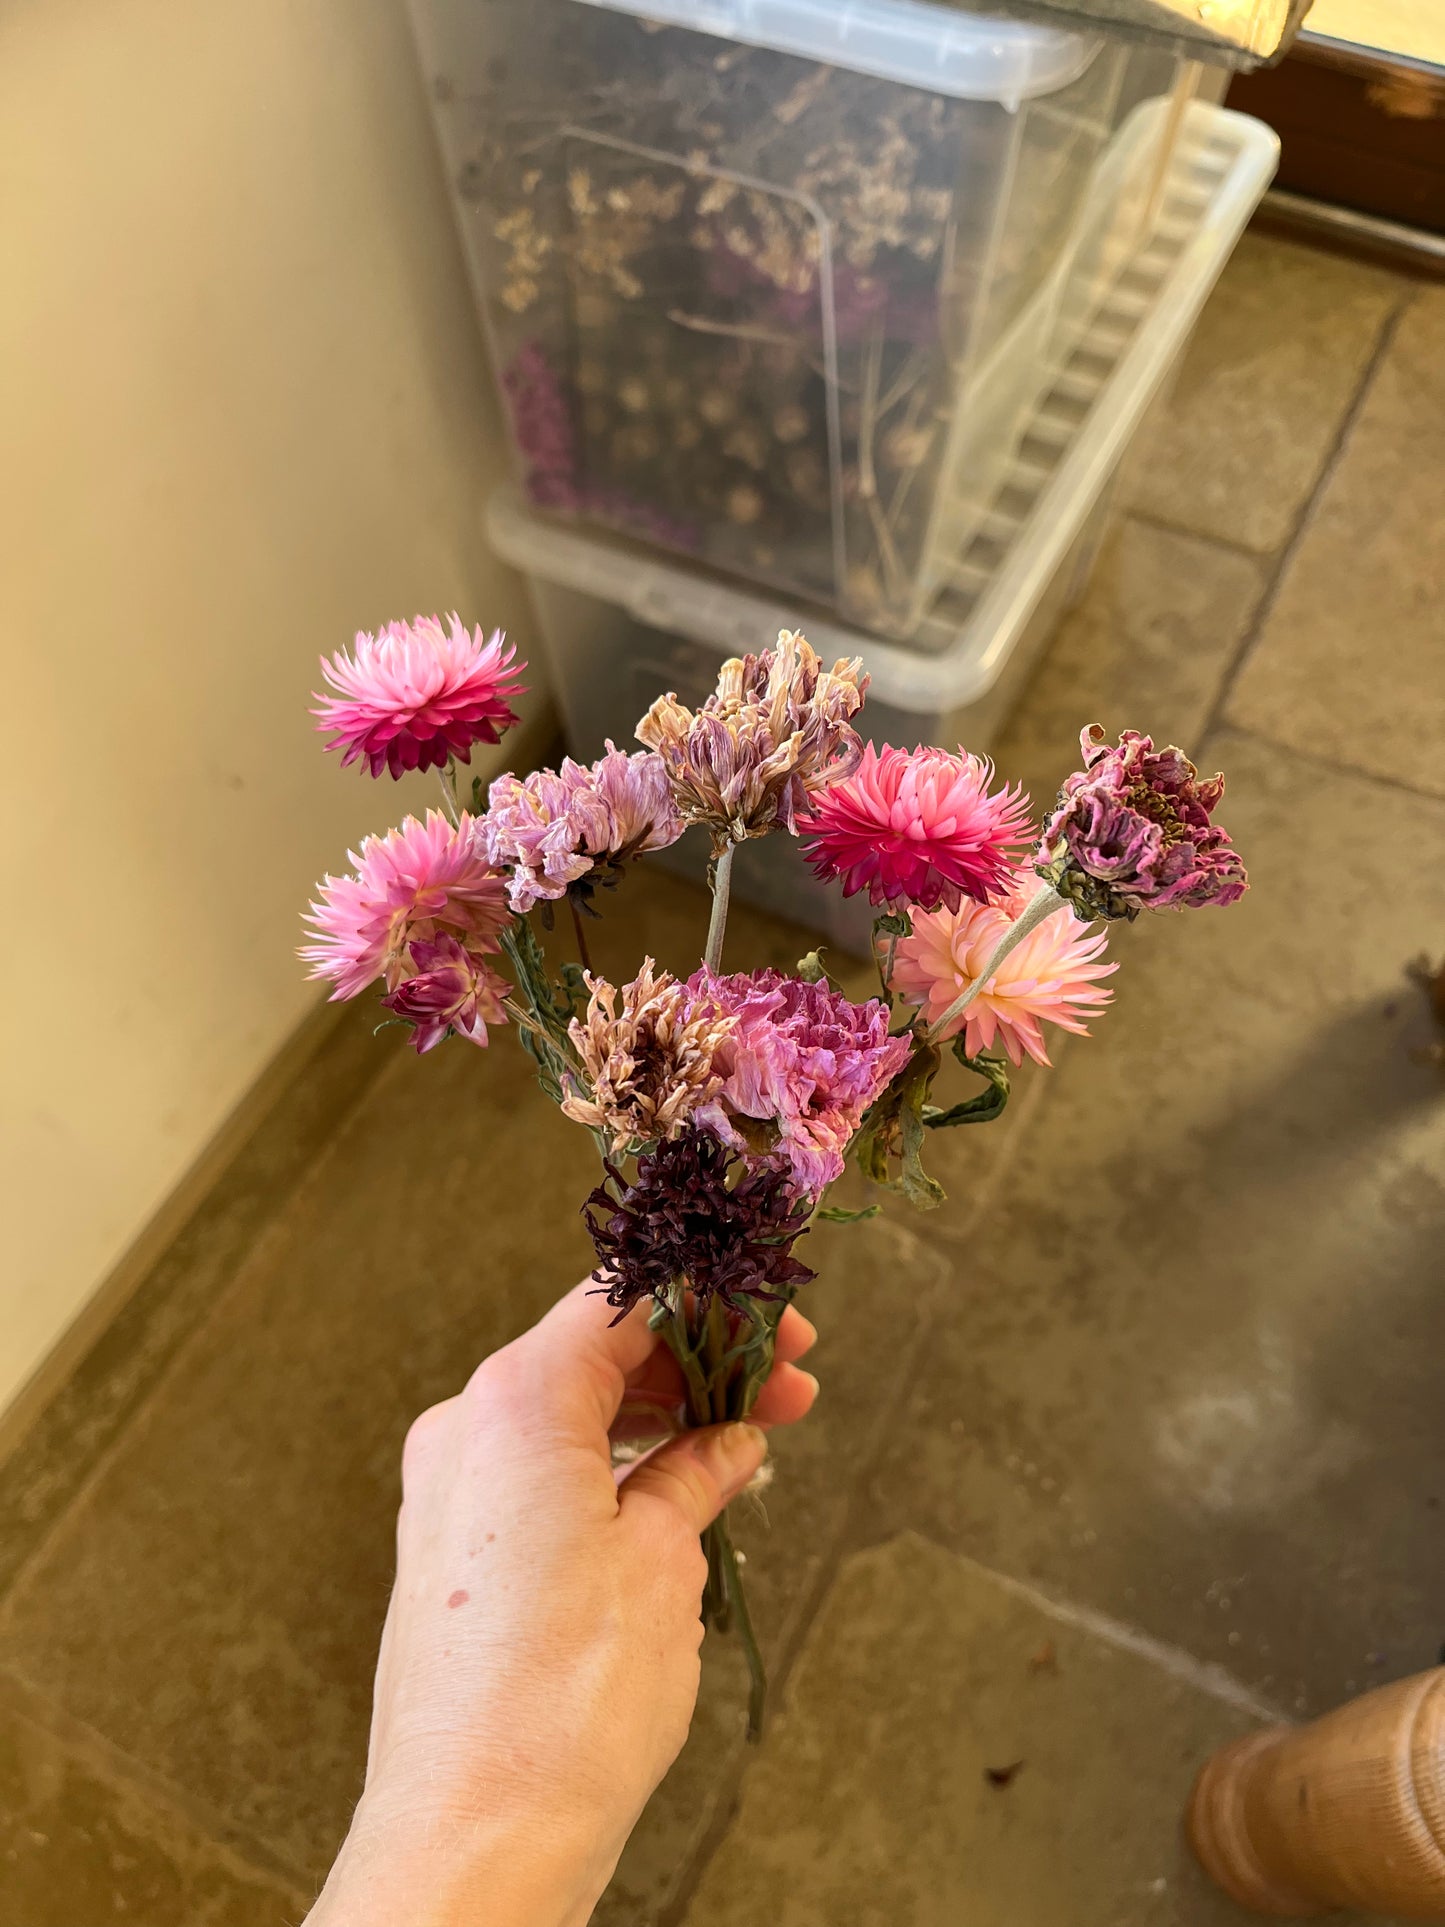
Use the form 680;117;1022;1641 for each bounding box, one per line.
0;0;545;1416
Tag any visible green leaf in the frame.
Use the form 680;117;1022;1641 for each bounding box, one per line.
873;911;913;940
897;1045;946;1210
923;1044;1011;1129
816;1204;882;1223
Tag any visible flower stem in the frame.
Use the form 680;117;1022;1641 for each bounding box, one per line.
704;840;736;974
711;1506;767;1741
924;881;1063;1044
568;895;593;976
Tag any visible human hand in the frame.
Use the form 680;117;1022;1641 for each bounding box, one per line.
307;1281;818;1927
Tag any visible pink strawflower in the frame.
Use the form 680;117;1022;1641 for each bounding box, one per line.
1038;725;1247;921
688;969;911;1192
485;743;684;914
381;935;510;1053
314;616;526;778
800;743;1032;911
889;870;1115;1067
300;811;510;1000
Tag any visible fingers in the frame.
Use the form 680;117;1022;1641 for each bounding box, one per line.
504;1279;661;1438
749;1360;819;1428
773;1307;818;1367
618;1423;768;1537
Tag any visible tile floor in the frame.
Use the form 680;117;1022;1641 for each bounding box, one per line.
2;236;1442;1926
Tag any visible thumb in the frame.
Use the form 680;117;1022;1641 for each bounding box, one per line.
619;1423;768;1535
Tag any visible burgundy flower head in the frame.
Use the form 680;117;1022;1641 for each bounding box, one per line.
583;1128;815;1322
1037;725;1248;922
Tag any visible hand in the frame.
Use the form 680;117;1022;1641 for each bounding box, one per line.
307;1281;818;1927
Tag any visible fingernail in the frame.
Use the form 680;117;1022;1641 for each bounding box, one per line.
798;1370;821;1400
705;1423;768;1493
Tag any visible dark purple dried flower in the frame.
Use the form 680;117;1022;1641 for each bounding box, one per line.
1037;725;1248;923
583;1127;815;1322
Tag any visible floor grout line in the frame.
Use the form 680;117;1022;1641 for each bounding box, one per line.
941;1550;1284;1723
1200;290;1416;744
0;1664;316;1911
1120;504;1274;565
1211;716;1445;809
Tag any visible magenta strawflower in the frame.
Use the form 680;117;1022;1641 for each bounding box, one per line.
381;935;510;1054
890;870;1115;1066
1038;725;1247;921
485;743;684;914
314;616;526;778
688;969;911;1192
300;811;510;1000
800;743;1033;911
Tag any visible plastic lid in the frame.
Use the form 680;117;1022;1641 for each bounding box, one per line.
572;0;1100;105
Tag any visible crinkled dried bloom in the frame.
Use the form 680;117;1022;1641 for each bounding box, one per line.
380;934;510;1054
1038;725;1248;921
584;1127;816;1322
889;870;1115;1067
485;743;685;914
636;629;867;843
314;616;526;778
300;811;510;1000
689;968;911;1192
800;743;1032;911
561;960;736;1153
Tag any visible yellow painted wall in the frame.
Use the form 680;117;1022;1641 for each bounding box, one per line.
0;0;544;1416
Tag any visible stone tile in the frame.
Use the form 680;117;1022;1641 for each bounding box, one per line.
866;730;1445;1721
1124;235;1404;554
0;1689;303;1927
994;517;1265;812
1227;288;1445;799
0;868;935;1904
0;999;390;1599
682;1532;1263;1927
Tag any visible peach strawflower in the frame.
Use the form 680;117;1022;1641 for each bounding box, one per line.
300;811;510;999
889;870;1116;1067
800;743;1032;910
314;616;526;778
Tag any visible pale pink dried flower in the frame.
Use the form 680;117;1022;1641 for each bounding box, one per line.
300;811;509;1000
561;960;736;1153
889;870;1116;1067
486;743;684;914
636;629;868;843
688;968;911;1192
314;617;525;778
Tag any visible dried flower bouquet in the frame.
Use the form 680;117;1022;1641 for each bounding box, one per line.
303;616;1246;1735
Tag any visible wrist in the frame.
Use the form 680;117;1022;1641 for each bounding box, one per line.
307;1791;615;1927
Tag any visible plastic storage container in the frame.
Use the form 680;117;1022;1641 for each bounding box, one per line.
487;103;1278;952
407;0;1189;635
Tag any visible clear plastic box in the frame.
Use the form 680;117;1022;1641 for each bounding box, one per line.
406;0;1189;636
485;104;1278;951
